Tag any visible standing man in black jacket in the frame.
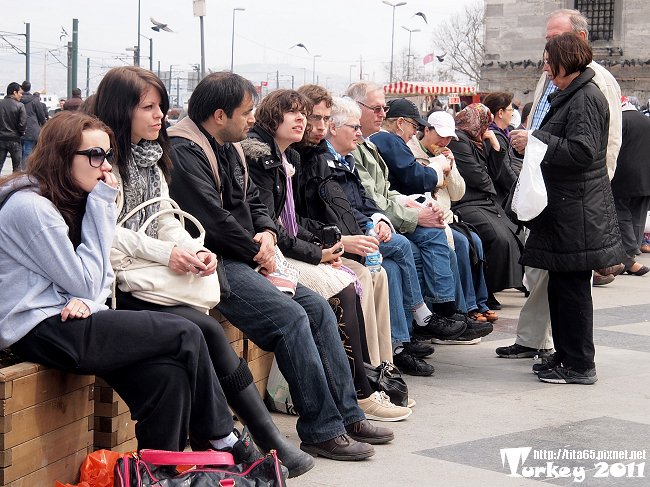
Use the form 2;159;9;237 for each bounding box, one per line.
0;82;26;173
167;72;393;468
19;81;47;162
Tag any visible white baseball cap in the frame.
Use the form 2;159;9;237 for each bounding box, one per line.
427;111;458;139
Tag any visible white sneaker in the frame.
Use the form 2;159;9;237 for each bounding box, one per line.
407;397;416;408
430;337;481;345
358;391;412;422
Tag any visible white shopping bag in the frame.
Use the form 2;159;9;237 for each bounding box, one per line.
264;356;298;416
511;133;548;221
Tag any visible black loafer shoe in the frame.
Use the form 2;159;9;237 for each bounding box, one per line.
346;419;394;445
300;434;374;461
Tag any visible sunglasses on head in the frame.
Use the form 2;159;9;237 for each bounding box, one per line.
75;147;115;167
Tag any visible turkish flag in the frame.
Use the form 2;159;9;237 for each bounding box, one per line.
423;53;434;65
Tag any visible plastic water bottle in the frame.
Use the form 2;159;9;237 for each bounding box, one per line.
364;222;383;273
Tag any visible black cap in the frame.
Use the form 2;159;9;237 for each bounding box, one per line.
386;98;430;127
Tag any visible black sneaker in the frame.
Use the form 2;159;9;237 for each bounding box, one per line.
495;343;553;359
532;353;559;374
537;365;598;385
393;349;434;376
222;427;264;465
453;314;494;339
403;340;434;358
412;314;466;341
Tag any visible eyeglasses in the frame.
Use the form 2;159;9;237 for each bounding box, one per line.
75;147;114;167
402;118;419;130
357;101;390;114
308;114;332;123
343;124;362;132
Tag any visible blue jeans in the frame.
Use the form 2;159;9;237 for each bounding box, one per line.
378;233;424;343
452;229;489;313
215;259;364;444
21;139;35;163
405;226;456;304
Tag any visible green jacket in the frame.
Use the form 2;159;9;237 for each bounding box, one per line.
352;139;419;234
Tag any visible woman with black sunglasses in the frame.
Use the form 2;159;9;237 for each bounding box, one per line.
0;111;248;455
88;67;313;476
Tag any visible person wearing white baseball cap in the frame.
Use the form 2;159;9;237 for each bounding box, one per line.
407;110;496;326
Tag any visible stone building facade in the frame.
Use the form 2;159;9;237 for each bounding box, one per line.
480;0;650;106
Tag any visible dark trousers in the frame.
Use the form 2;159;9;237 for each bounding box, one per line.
12;309;233;451
547;270;595;370
0;140;22;173
615;196;650;259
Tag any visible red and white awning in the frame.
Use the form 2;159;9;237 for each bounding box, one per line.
384;81;476;96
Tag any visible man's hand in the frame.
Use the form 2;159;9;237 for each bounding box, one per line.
341;234;379;257
375;221;392;242
510;129;528;154
417;206;445;228
253;231;276;274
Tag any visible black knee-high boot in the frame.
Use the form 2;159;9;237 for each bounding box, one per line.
220;358;315;478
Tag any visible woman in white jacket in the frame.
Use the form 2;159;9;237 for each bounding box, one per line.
89;66;313;478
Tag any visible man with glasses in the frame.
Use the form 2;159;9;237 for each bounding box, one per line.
346;82;491;344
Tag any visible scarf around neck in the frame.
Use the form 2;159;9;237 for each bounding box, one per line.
118;140;163;238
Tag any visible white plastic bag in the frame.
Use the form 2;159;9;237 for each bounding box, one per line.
264;357;298;416
511;133;548;221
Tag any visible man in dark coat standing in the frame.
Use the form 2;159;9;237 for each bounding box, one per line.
19;81;47;161
611;98;650;275
0;82;26;173
63;88;83;111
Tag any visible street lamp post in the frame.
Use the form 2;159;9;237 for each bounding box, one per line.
140;34;153;71
231;8;245;72
312;54;321;84
402;26;420;80
136;0;141;67
382;1;406;83
349;64;356;84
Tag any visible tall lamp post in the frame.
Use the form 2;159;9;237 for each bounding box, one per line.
140;34;153;71
401;26;420;80
382;1;406;83
312;54;321;84
136;0;141;67
231;7;245;72
349;64;356;84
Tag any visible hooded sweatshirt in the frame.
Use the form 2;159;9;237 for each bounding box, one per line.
0;176;118;348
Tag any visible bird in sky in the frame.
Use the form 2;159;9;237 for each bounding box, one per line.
150;17;174;32
59;27;68;41
413;12;428;24
436;54;446;62
290;43;310;54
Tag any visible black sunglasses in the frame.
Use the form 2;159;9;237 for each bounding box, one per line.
75;147;115;167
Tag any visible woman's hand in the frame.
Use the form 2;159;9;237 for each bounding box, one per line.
196;251;218;276
483;129;501;151
375;221;392;243
321;241;344;263
61;298;91;322
168;246;209;275
341;234;379;257
510;129;528;154
101;170;119;189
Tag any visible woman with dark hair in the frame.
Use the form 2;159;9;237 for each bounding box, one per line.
448;103;523;306
242;89;412;421
482;91;521;204
510;32;625;384
0;111;251;456
91;68;313;475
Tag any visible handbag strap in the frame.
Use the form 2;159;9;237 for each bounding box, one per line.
139;207;206;240
117;196;180;227
139;449;235;466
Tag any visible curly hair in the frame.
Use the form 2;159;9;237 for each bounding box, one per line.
254;89;312;135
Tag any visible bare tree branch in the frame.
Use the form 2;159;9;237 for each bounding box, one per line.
432;1;485;83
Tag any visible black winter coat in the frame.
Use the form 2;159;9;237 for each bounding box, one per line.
20;93;47;141
489;130;519;206
242;125;322;265
611;109;650;198
523;67;625;272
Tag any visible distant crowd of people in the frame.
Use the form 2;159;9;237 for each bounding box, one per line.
0;7;648;480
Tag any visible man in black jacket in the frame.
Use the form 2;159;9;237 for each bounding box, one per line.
19;81;47;162
0;82;26;173
167;72;393;466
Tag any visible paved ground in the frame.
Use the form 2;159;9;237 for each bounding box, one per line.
272;253;650;486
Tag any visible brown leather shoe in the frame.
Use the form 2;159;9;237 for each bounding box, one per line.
345;419;395;445
596;263;625;276
300;434;374;461
593;272;615;286
641;244;650;253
